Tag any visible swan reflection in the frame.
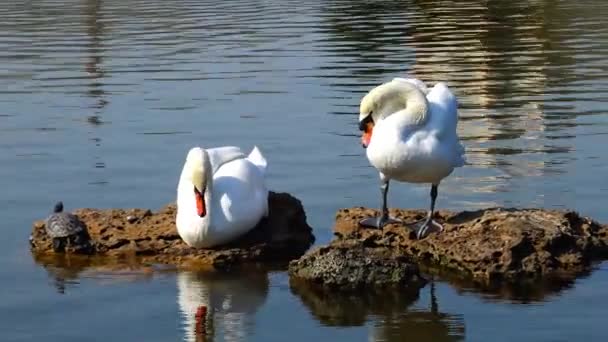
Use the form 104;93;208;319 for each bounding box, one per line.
177;270;269;342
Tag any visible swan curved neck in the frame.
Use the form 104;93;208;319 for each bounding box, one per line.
176;151;214;247
199;157;214;222
378;85;429;128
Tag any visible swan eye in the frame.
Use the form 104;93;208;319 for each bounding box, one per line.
359;114;374;131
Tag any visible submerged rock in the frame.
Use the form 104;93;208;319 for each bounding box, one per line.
30;192;315;269
288;241;427;291
332;207;608;284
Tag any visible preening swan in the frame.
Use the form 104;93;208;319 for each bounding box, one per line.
176;146;269;248
358;78;465;239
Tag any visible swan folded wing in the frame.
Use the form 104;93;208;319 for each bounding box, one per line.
246;145;267;176
392;77;429;94
425;82;459;138
206;146;247;175
426;82;466;167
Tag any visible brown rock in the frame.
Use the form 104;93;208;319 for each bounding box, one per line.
30;192;315;270
288;241;427;291
333;207;608;285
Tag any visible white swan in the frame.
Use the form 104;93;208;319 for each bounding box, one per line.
358;78;465;239
176;146;269;248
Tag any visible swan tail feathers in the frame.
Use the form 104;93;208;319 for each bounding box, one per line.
248;145;267;175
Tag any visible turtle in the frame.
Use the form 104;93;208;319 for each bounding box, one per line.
44;201;92;253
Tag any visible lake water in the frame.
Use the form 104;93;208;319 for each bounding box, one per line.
1;0;608;341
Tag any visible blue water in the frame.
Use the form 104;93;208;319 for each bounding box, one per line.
1;0;608;340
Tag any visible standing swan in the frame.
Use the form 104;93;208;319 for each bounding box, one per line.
176;146;269;248
358;78;465;239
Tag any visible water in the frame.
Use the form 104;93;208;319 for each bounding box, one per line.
1;0;608;340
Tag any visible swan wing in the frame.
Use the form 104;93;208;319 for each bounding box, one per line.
246;145;267;176
213;157;269;240
206;146;246;175
426;82;465;166
426;82;459;137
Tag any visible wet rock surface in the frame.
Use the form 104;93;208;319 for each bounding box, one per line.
331;207;608;284
288;241;427;291
30;192;315;269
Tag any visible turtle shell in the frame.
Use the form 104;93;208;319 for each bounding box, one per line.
45;212;86;238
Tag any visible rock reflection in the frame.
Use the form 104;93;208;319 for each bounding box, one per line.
31;252;156;294
290;280;464;341
177;270;269;342
371;282;465;342
425;266;593;304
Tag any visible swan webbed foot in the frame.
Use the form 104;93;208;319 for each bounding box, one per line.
412;217;444;240
359;215;402;229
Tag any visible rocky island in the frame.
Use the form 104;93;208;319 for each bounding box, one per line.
289;207;608;291
30;192;315;270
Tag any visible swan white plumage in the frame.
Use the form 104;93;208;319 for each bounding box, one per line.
358;77;465;239
176;145;269;248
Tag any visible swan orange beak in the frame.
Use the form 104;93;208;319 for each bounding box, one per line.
194;187;206;217
361;122;374;148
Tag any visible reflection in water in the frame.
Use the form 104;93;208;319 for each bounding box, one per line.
84;0;107;113
32;253;156;294
317;0;607;205
371;282;465;342
34;253;86;294
408;0;578;183
290;280;465;341
83;0;108;185
177;270;269;342
316;0;414;83
426;266;594;304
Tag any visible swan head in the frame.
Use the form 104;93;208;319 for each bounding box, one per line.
358;80;423;148
184;147;210;218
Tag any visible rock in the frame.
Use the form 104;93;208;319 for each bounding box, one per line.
288;241;427;291
30;192;315;270
333;207;608;285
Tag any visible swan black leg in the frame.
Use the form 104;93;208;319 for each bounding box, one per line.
359;180;402;229
414;184;444;239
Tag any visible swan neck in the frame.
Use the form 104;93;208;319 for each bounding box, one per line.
202;156;213;222
397;90;428;127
